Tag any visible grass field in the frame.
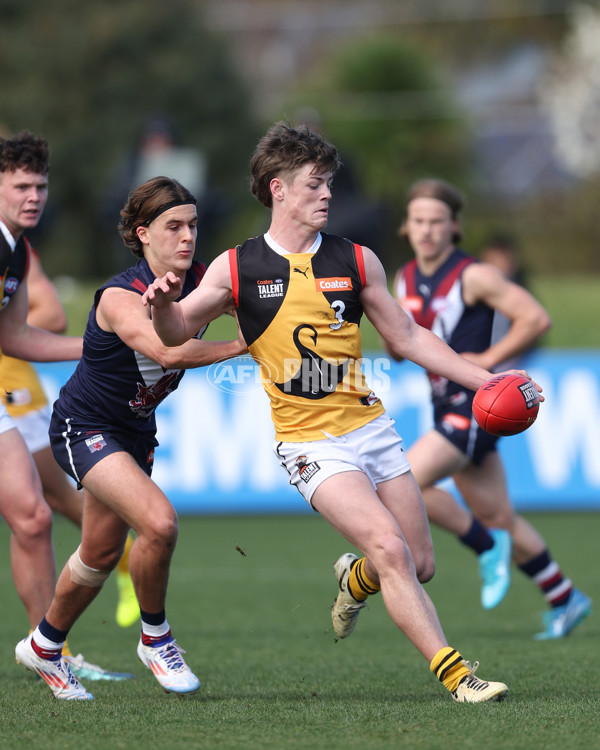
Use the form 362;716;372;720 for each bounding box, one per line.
1;513;597;750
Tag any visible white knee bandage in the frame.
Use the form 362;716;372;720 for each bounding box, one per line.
68;546;110;588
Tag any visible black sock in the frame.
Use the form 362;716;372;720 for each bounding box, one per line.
459;517;494;555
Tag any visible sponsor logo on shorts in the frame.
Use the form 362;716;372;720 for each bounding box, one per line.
85;434;106;453
315;277;352;292
296;455;321;483
441;412;471;431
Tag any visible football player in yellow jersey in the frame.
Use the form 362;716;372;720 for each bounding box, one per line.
142;122;545;703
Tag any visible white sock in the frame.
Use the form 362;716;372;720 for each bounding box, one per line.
141;619;170;639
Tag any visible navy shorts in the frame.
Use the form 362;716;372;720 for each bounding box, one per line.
433;387;499;465
49;408;157;489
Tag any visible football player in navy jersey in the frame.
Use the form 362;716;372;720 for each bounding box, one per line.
391;177;591;638
141;122;530;703
15;176;246;699
0;132;80;646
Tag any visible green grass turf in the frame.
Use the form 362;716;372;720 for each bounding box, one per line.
1;513;597;750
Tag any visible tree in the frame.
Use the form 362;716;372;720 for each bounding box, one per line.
0;0;258;277
280;34;474;267
539;2;600;178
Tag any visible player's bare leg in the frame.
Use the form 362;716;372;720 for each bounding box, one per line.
0;429;56;628
316;470;508;701
32;444;83;527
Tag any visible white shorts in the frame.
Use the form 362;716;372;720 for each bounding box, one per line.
274;413;411;507
12;405;51;454
0;400;16;436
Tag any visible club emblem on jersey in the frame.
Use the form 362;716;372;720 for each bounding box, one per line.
275;324;349;400
359;391;380;407
0;274;19;308
129;371;180;418
85;434;107;453
4;277;18;294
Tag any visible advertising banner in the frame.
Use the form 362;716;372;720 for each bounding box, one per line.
37;350;600;514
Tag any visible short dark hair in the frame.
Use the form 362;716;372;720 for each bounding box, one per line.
401;178;465;243
250;121;341;208
118;176;196;258
0;131;50;175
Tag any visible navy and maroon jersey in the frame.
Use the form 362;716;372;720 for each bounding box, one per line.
52;257;206;440
395;248;496;406
395;247;503;459
229;232;384;441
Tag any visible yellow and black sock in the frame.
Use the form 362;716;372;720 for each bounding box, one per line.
430;646;470;693
348;557;380;602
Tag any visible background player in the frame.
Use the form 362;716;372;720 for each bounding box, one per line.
0;248;139;679
389;177;591;637
0;131;86;669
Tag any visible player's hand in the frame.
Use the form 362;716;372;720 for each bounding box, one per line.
496;368;545;401
142;272;182;307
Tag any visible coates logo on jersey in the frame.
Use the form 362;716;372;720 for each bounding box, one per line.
257;278;284;299
315;277;352;293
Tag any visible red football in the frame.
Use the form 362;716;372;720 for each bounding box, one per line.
473;374;540;436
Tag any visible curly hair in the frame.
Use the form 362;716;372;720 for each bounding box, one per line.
0;131;50;175
250;121;340;208
118;176;196;258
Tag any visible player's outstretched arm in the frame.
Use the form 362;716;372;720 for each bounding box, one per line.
360;246;495;392
142;251;235;347
460;262;551;371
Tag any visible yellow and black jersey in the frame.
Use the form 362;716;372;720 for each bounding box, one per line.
229;233;384;441
0;355;47;416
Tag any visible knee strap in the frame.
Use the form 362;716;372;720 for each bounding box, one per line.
69;546;110;587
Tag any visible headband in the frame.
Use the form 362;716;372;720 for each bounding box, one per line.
142;199;196;226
